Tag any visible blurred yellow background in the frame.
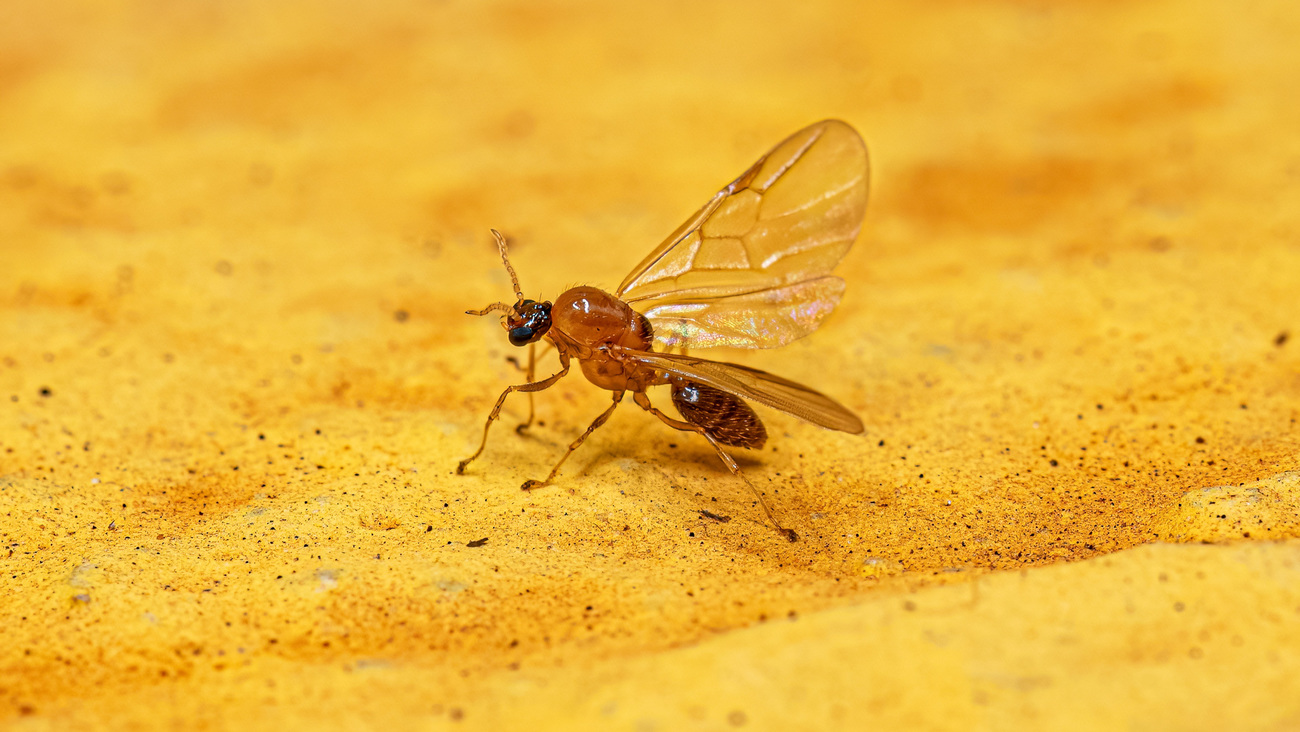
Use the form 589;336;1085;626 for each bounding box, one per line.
2;1;1298;729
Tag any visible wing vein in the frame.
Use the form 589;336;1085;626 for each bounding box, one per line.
618;120;869;351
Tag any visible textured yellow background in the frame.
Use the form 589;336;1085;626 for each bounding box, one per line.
2;1;1299;729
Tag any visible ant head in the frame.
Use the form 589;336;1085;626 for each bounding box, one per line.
466;230;552;347
505;299;552;346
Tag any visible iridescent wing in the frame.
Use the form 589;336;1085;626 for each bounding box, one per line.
617;120;869;350
625;349;863;434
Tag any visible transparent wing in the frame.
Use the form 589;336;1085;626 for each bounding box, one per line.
626;349;863;434
617;120;869;350
637;277;845;350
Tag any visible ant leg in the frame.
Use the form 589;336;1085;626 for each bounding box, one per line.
506;341;554;373
522;391;624;491
457;354;571;475
632;392;796;542
520;343;536;431
509;343;537;433
506;343;557;433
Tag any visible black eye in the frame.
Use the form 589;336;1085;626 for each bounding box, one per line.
508;327;534;346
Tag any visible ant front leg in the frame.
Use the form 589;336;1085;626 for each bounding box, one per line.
457;353;571;475
505;342;557;434
505;342;537;434
632;391;797;542
521;390;624;491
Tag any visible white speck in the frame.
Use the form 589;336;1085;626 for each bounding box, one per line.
1033;422;1040;429
316;569;339;592
435;578;467;593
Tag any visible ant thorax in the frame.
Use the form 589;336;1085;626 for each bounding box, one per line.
551;286;653;352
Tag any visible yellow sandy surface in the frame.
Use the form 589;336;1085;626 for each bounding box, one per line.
2;1;1299;729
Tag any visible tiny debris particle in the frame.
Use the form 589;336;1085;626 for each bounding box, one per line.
394;309;409;323
467;537;489;548
1275;330;1289;347
449;708;464;721
38;387;52;397
699;509;731;523
1195;436;1205;444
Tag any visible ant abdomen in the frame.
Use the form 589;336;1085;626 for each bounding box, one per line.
671;381;768;449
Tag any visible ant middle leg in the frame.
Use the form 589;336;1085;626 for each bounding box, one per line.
457;354;571;475
522;390;624;491
632;391;797;542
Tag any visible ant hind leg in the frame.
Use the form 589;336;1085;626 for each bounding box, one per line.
632;392;796;542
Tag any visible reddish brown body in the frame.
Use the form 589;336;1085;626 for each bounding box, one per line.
457;120;870;541
547;286;765;448
550;286;658;392
670;382;767;449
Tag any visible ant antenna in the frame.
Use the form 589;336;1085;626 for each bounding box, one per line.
491;229;525;301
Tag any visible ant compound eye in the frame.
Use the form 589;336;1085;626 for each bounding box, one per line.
508;327;534;347
509;300;552;344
